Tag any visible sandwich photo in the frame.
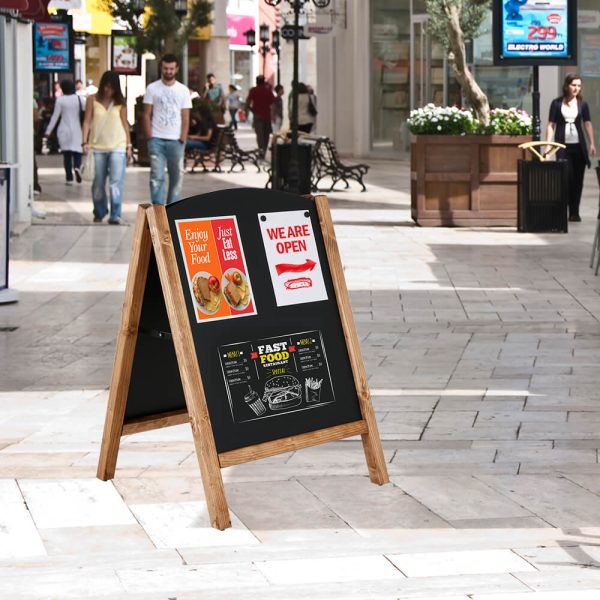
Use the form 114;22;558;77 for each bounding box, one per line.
192;272;221;314
222;269;251;311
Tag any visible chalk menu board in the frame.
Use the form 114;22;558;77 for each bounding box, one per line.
125;189;362;453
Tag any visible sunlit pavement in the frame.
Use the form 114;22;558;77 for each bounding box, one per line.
2;130;600;598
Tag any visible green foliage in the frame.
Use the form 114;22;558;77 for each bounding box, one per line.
103;0;212;57
425;0;490;49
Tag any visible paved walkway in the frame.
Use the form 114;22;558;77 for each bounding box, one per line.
2;131;600;599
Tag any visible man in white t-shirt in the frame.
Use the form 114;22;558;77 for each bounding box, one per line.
143;54;192;204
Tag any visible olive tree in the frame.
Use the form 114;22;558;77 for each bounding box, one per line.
103;0;212;56
425;0;491;125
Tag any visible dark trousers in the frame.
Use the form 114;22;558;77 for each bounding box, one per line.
253;116;272;158
63;151;82;182
558;144;586;217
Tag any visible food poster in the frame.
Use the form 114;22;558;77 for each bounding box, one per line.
175;217;256;323
258;210;328;307
219;330;335;423
111;33;140;75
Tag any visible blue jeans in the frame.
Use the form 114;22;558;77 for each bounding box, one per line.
92;150;126;221
186;140;210;151
148;137;185;205
229;108;238;129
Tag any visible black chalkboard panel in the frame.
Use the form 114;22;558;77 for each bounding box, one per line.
125;188;362;454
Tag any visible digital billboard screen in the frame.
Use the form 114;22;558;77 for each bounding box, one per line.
33;19;74;72
493;0;577;65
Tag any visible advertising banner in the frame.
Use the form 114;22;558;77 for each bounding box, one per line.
111;32;141;75
33;19;73;72
258;210;328;307
174;216;257;323
493;0;577;65
219;330;335;424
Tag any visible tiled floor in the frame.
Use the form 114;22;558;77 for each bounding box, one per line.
2;129;600;598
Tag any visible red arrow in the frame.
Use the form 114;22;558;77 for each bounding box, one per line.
275;259;317;276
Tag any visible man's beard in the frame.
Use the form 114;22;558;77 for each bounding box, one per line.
162;72;176;81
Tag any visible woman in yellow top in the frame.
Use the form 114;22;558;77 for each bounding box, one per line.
82;71;132;224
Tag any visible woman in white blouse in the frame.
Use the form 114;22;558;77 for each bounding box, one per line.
546;74;596;222
44;79;84;185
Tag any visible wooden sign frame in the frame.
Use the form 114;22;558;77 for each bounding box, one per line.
97;197;388;530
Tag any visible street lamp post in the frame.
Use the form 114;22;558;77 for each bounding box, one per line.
271;29;281;86
259;23;270;75
264;0;330;195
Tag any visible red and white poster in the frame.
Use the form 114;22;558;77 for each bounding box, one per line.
258;210;328;307
175;216;257;323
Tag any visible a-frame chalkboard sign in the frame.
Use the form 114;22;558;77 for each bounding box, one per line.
97;189;388;530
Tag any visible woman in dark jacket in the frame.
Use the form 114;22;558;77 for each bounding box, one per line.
546;73;596;221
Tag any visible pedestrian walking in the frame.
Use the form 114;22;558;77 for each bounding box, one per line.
272;84;284;133
246;75;275;159
296;82;316;134
44;79;84;185
81;71;132;225
546;73;596;222
226;84;240;130
202;73;226;125
143;54;192;205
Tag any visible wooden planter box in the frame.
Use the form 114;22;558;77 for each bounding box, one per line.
411;134;530;226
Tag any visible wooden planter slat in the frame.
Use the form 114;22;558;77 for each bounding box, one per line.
411;134;530;227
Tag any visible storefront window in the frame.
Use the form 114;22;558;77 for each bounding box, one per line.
370;0;411;152
564;1;600;151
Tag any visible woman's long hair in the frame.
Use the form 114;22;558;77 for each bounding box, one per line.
97;71;125;106
562;73;583;101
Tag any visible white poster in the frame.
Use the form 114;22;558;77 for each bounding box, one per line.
258;210;328;307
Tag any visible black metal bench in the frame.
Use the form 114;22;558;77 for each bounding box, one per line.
186;127;226;173
312;137;369;192
221;129;262;173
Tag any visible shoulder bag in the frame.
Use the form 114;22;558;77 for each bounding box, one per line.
81;101;113;182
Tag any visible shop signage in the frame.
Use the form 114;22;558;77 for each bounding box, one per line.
226;14;255;46
33;16;74;72
97;189;388;530
493;0;577;66
111;31;141;75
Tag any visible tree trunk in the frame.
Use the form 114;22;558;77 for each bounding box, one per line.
442;0;490;126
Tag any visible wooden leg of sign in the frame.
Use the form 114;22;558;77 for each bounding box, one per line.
314;195;389;485
97;205;153;481
147;205;231;530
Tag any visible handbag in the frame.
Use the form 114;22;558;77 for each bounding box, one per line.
81;101;113;182
81;150;95;182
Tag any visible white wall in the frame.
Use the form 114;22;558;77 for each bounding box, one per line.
0;15;33;227
315;0;370;157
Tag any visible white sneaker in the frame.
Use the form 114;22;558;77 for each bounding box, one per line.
66;181;73;186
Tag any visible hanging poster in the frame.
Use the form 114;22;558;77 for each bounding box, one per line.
493;0;577;65
219;330;335;424
33;19;74;72
174;216;257;323
111;32;141;76
258;210;328;307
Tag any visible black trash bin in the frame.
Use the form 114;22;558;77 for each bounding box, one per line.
518;158;569;233
271;143;312;195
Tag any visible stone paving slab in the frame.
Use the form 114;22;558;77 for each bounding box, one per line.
2;146;600;597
